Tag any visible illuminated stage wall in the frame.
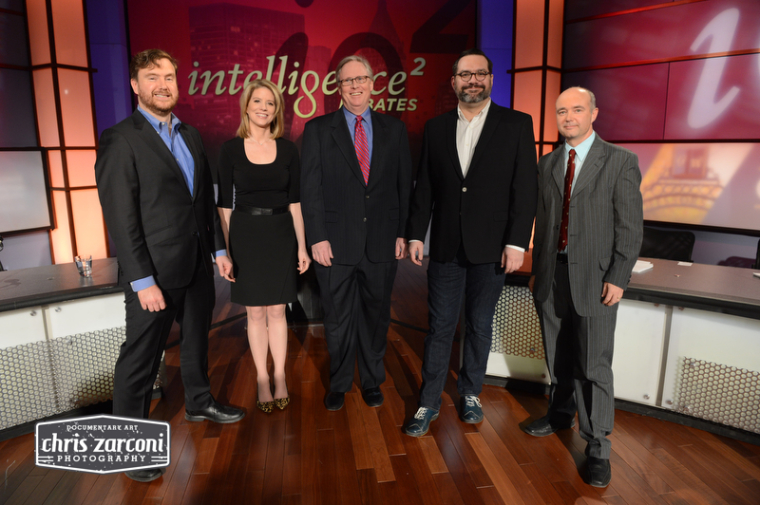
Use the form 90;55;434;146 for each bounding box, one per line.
563;0;760;234
126;0;477;171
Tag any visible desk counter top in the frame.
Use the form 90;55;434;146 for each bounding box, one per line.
626;258;760;319
0;258;121;313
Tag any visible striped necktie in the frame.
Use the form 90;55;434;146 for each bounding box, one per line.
558;149;576;251
354;116;370;184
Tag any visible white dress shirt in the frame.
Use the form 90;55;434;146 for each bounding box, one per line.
456;99;491;177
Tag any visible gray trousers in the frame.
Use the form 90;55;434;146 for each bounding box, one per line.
534;260;617;459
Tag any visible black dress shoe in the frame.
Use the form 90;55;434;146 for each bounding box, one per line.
586;457;611;487
522;415;575;437
361;387;384;407
185;400;245;424
125;468;162;482
324;392;345;411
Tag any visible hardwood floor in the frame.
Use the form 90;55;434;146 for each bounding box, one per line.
2;259;759;504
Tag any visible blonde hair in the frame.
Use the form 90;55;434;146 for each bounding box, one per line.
236;79;285;139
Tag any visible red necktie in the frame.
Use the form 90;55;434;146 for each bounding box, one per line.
354;116;370;184
558;149;576;251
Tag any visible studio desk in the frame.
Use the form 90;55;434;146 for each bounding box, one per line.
0;259;129;436
486;258;760;436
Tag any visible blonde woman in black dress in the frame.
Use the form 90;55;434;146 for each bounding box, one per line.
216;79;310;413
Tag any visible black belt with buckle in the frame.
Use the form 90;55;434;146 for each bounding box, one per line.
556;253;568;264
235;205;289;216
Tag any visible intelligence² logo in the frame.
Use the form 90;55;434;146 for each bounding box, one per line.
35;415;170;474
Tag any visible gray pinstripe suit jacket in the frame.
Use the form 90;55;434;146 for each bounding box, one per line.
532;134;643;317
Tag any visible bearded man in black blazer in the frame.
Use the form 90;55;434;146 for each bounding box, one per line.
301;55;412;412
404;49;538;437
95;49;243;482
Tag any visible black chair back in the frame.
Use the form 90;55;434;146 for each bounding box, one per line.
639;227;695;262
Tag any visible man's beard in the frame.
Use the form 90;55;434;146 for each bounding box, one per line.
457;84;491;104
141;91;177;115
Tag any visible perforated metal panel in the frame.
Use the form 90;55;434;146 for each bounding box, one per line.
1;326;165;431
0;340;58;429
491;285;544;360
48;328;126;411
675;357;760;434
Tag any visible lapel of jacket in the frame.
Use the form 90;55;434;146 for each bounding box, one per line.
445;108;464;181
466;101;500;178
551;147;565;196
131;110;193;200
367;109;386;190
570;134;605;198
179;124;203;201
330;108;365;185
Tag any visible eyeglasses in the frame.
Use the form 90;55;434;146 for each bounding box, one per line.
339;75;371;87
454;70;491;82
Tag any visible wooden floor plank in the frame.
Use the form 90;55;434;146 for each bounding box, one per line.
345;392;374;470
473;416;546;504
315;429;337;505
400;436;445;505
416;436;448;474
360;405;395;483
466;432;525;505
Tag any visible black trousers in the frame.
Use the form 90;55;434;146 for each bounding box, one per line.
113;254;215;419
315;255;398;393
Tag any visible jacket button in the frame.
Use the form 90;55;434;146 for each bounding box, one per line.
462;187;467;192
363;217;367;222
366;195;370;199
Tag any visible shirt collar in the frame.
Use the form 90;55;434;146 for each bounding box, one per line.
457;98;491;123
565;130;596;163
138;105;182;133
342;105;372;125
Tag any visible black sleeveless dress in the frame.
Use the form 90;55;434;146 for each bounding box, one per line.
217;137;300;306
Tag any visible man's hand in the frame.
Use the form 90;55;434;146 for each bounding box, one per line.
395;237;407;260
601;282;624;306
528;275;535;293
137;284;166;312
501;247;524;274
408;241;424;266
216;255;235;282
311;240;333;267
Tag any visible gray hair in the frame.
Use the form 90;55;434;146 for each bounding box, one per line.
336;55;374;81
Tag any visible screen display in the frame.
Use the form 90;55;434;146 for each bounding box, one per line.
563;0;760;232
0;151;51;233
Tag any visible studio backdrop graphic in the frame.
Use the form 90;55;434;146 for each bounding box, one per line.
126;0;477;174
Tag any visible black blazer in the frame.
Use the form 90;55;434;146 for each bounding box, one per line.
407;102;538;264
300;108;412;265
95;110;221;290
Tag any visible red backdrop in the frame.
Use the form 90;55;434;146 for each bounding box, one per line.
126;0;477;172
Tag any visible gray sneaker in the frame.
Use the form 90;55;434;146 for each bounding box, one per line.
403;407;439;437
460;395;483;424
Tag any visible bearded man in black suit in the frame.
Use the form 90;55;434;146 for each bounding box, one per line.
95;49;244;483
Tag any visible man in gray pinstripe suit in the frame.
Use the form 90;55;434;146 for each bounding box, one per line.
527;87;643;487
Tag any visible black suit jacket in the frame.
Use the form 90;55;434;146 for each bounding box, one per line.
95;110;221;290
300;108;412;265
407;102;538;264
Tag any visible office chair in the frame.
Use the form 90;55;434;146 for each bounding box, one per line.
639;226;695;263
